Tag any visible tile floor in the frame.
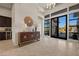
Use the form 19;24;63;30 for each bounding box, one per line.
0;40;14;53
0;37;79;56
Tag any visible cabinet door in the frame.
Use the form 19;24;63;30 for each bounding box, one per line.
0;17;4;27
0;32;6;40
20;33;29;42
6;17;11;27
0;16;11;27
7;32;12;40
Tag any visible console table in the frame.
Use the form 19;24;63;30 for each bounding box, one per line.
18;32;40;46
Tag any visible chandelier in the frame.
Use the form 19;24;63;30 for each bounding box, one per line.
37;3;56;19
45;3;56;10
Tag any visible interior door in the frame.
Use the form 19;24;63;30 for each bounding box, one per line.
58;15;67;39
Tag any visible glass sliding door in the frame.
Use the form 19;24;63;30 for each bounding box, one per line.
51;18;58;37
58;15;67;39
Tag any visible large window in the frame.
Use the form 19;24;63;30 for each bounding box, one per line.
44;4;79;40
69;12;79;39
44;19;50;35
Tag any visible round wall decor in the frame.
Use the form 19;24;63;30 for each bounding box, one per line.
24;16;33;27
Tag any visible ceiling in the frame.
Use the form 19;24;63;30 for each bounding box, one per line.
37;3;61;14
0;3;61;10
0;3;12;9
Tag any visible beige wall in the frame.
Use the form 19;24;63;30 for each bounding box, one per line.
0;7;11;17
12;3;44;46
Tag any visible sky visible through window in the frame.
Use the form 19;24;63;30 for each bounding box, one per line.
59;14;78;28
69;13;78;26
59;16;66;28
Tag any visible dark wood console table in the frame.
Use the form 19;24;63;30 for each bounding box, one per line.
18;32;40;46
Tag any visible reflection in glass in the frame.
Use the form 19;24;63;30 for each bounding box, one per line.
51;18;57;37
69;12;79;40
